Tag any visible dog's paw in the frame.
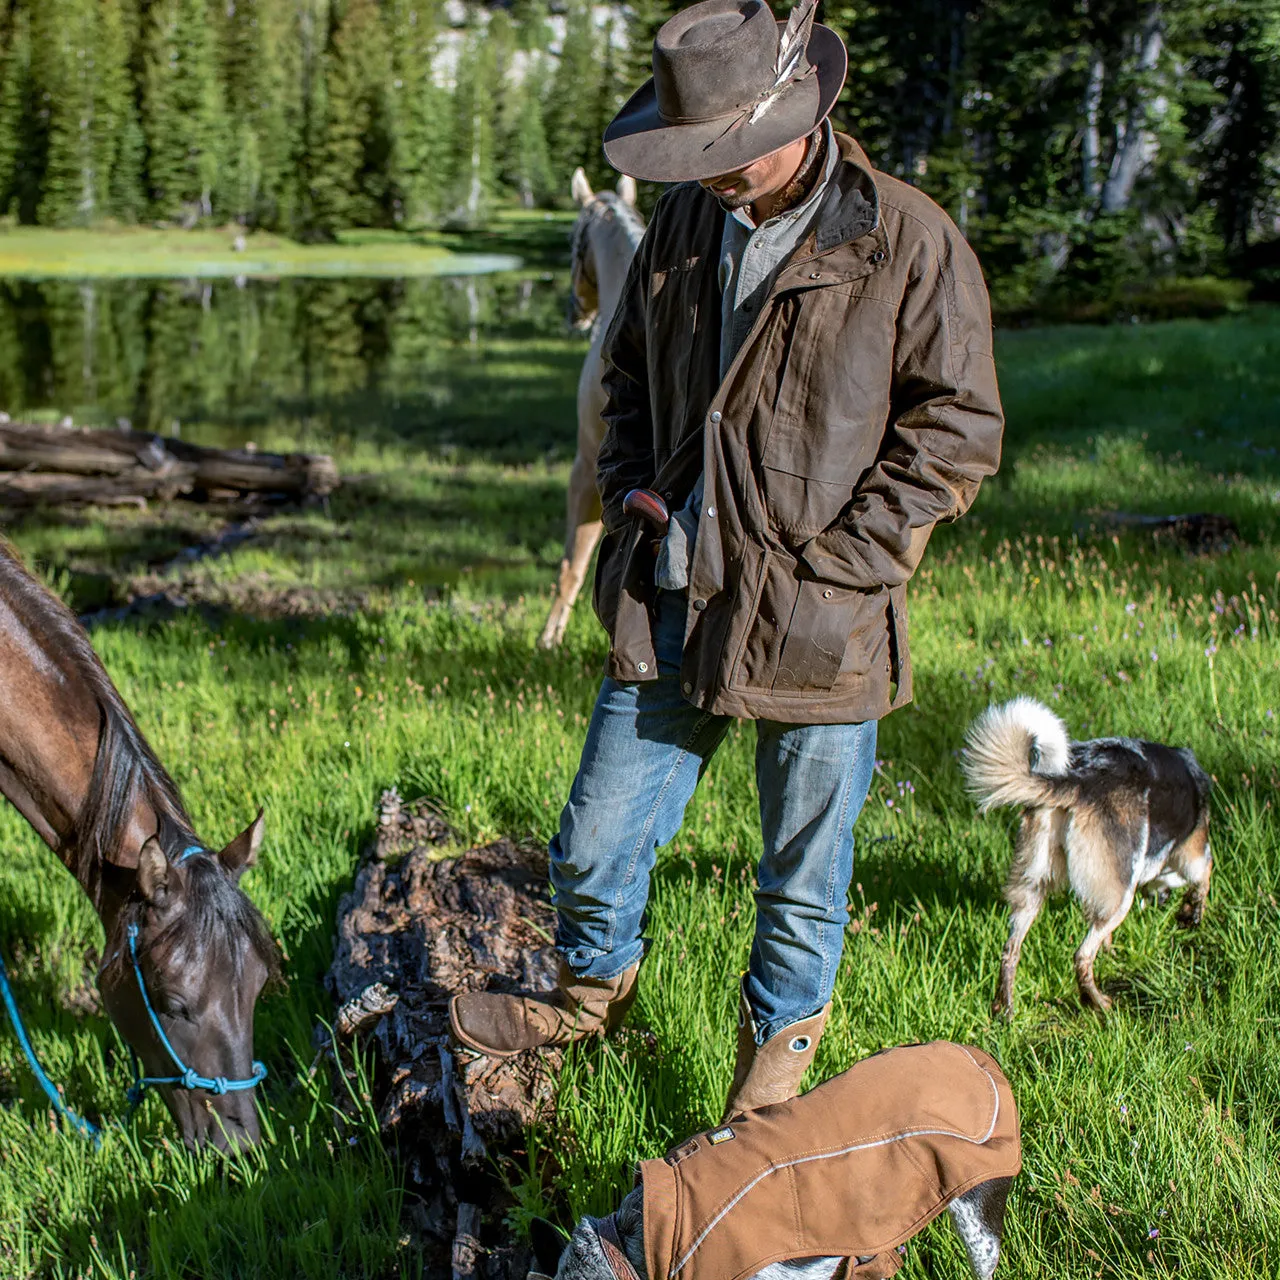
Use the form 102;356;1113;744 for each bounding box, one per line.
1080;989;1113;1015
1176;898;1205;929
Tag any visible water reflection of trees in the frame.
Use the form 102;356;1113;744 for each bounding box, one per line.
0;275;571;459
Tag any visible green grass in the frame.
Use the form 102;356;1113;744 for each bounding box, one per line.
0;219;580;278
1;308;1279;1278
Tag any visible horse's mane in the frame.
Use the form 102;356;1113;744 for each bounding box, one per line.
0;540;194;892
0;540;282;980
570;191;647;280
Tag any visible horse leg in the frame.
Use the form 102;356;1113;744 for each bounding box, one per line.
539;449;603;650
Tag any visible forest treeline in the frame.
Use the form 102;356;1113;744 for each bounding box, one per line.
1;0;1279;310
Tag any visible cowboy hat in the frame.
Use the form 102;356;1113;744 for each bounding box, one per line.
603;0;847;184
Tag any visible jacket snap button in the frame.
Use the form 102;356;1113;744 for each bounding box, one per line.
693;598;707;612
871;250;886;263
637;662;648;673
809;272;821;280
706;506;716;518
822;589;833;599
710;410;722;424
682;681;693;695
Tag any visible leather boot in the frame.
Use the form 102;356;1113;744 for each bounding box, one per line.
722;978;830;1119
449;960;639;1058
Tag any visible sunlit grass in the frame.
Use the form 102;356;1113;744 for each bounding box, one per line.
1;308;1278;1277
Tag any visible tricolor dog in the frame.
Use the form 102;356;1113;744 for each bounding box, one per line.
963;696;1212;1016
529;1042;1021;1280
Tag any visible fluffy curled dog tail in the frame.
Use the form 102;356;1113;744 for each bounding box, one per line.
962;697;1075;812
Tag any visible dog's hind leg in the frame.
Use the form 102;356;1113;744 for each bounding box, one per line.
993;809;1065;1018
948;1176;1013;1279
1074;882;1139;1014
1170;817;1212;928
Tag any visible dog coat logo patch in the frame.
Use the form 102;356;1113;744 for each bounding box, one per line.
708;1126;735;1145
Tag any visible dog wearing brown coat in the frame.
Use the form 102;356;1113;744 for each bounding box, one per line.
963;697;1212;1016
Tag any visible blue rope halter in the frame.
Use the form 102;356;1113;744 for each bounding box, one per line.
0;844;267;1142
124;844;267;1106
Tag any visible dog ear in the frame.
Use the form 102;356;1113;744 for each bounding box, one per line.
529;1218;570;1277
218;807;265;881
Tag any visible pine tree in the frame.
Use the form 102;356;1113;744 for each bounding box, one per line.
314;0;395;229
143;0;228;221
544;0;601;191
387;0;444;228
0;5;31;216
507;73;554;207
444;23;500;227
220;0;292;226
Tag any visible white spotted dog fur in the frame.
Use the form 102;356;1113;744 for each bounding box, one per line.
963;696;1213;1017
530;1177;1011;1280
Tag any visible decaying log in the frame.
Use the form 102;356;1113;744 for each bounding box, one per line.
0;420;338;508
1085;511;1241;555
327;788;556;1277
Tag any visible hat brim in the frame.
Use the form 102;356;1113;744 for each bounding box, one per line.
603;23;847;184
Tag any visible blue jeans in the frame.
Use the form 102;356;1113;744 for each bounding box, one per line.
549;590;877;1042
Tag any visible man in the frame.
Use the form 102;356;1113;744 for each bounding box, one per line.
451;0;1003;1118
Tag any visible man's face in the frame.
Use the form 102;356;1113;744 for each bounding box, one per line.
700;136;808;212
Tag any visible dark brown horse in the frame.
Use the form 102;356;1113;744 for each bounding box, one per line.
0;539;280;1148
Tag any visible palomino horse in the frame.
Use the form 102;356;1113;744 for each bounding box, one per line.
538;167;646;650
0;540;280;1148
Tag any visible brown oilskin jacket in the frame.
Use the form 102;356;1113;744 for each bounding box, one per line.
594;133;1004;724
639;1042;1021;1280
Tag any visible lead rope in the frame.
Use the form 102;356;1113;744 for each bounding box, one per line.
0;945;102;1144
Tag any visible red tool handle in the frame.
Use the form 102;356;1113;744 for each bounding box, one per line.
623;488;670;536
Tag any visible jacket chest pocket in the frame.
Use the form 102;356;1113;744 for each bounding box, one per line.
758;286;894;487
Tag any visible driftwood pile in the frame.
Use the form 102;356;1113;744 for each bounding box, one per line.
327;789;562;1278
0;417;338;509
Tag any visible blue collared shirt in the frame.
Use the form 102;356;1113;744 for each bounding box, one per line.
656;121;838;592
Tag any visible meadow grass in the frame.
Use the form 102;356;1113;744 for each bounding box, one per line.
0;308;1278;1278
0;213;574;279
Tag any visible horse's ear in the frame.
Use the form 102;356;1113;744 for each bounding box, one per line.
529;1218;570;1277
616;174;637;207
571;167;594;207
219;808;265;881
138;837;175;906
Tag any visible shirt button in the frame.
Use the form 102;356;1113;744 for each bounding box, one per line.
710;411;722;425
682;681;693;695
822;589;833;599
706;506;716;518
693;598;707;612
637;662;649;673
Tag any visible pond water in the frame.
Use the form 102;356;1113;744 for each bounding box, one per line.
0;272;579;464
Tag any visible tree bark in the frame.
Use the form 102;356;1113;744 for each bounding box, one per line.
1082;50;1105;200
1101;4;1165;214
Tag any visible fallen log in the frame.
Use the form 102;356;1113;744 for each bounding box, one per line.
327;789;559;1278
0;420;338;507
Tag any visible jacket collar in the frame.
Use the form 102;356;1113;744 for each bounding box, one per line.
811;132;881;251
597;1213;644;1280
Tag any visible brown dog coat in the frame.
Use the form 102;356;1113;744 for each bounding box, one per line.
639;1042;1021;1280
